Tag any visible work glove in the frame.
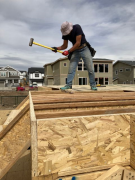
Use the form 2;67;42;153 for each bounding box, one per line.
62;50;69;56
51;47;58;53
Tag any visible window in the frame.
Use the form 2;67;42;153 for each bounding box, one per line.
64;63;67;67
14;79;18;83
35;73;39;77
119;69;123;72
115;70;118;75
105;78;109;85
99;64;104;72
65;78;67;84
79;78;87;85
95;78;98;84
94;64;98;72
126;68;131;71
105;64;108;73
78;63;82;71
1;72;6;76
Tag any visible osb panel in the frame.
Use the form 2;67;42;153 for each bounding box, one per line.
0;110;30;178
37;114;130;176
130;114;135;169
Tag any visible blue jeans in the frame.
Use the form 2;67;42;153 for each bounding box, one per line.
67;46;96;87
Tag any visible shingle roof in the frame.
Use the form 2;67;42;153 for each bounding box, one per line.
28;67;44;74
114;60;135;66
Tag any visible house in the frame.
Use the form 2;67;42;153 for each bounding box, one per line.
19;71;28;80
113;60;135;84
0;65;20;87
44;57;114;85
28;67;44;86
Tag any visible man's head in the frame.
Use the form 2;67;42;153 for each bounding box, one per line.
61;21;73;36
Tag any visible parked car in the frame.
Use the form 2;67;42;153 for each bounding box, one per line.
32;82;38;87
16;86;25;91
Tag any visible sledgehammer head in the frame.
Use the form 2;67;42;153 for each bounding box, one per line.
29;38;34;46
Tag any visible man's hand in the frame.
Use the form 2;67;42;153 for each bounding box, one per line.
51;47;58;53
62;51;69;56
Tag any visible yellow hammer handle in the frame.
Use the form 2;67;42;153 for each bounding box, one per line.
33;42;63;53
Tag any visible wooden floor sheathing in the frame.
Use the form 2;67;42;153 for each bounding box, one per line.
30;89;135;179
1;86;135;180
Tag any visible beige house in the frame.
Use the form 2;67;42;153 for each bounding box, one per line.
44;57;114;86
113;60;135;84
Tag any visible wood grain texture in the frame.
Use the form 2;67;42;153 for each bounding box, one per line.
37;114;130;176
0;110;30;179
130;114;135;170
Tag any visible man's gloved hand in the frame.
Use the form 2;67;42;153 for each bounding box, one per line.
51;47;58;53
62;51;69;56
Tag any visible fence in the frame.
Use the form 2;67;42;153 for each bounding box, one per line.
0;96;27;106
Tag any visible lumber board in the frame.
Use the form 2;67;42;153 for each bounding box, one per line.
33;96;135;104
0;109;30;179
96;165;124;180
3;110;21;125
0;103;29;140
123;168;135;180
34;100;135;110
29;92;38;178
130;114;135;170
16;95;29;110
35;107;135;119
37;114;130;176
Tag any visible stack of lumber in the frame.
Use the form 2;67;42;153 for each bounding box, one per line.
0;96;31;179
30;91;135;179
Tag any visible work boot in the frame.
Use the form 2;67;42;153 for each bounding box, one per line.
91;86;97;91
60;85;72;90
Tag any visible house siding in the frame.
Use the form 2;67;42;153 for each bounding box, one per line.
113;62;134;84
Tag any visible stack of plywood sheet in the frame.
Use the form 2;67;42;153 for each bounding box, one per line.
30;91;135;180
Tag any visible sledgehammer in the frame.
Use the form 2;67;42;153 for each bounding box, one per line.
29;38;63;53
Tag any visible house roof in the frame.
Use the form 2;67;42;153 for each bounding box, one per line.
113;60;135;66
28;67;44;74
44;57;114;67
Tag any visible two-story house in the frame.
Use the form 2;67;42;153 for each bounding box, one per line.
44;57;114;85
113;60;135;84
28;67;44;86
0;65;20;87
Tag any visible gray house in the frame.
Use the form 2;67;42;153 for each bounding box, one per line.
113;60;135;84
0;65;20;87
44;57;114;86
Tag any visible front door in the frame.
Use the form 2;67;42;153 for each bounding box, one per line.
99;78;104;85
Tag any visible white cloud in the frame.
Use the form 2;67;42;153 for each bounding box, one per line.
0;0;135;70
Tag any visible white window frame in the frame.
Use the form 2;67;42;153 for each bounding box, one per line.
35;73;39;77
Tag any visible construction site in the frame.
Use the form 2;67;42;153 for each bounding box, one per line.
0;84;135;180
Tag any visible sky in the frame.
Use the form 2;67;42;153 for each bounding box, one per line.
0;0;135;71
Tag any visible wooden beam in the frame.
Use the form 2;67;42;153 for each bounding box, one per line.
0;103;29;140
96;165;124;180
33;96;135;104
34;100;135;110
58;162;130;177
29;92;38;178
36;107;135;119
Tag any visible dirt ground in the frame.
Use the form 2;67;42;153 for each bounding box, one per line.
0;110;12;125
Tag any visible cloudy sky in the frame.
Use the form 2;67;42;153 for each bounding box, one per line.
0;0;135;71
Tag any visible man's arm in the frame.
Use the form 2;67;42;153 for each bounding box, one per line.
57;40;68;50
69;35;82;52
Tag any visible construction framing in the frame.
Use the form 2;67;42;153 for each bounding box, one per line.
29;90;135;180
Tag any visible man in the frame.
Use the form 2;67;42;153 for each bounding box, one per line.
52;21;97;91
